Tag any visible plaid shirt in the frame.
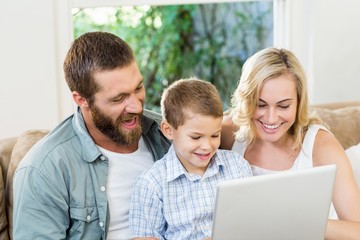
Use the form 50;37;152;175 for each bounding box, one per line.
130;145;252;240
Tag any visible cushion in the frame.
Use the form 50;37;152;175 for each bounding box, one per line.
0;137;17;186
345;143;360;188
310;106;360;149
5;129;49;240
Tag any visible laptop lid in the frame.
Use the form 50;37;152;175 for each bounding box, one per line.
212;164;336;240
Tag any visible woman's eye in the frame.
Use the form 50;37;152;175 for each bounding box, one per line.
279;105;290;109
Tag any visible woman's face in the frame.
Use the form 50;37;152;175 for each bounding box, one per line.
252;74;298;143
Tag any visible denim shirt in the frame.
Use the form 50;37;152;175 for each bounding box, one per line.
13;108;170;240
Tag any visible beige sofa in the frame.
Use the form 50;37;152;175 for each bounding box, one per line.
1;102;360;239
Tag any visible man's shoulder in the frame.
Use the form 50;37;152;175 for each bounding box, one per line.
18;117;78;168
142;109;171;159
143;109;162;125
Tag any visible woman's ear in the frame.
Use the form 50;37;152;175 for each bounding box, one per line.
161;120;174;140
72;91;89;108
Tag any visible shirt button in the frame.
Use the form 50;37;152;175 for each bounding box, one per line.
86;215;91;221
99;221;104;227
101;186;106;192
100;155;106;161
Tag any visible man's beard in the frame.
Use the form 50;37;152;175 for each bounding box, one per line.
90;104;143;145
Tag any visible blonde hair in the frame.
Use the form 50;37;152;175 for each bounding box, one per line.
161;78;223;129
230;47;321;149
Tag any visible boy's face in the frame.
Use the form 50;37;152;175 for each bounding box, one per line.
165;113;222;176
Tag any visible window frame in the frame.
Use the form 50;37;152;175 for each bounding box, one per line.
71;0;286;48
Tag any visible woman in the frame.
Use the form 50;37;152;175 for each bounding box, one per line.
221;47;360;239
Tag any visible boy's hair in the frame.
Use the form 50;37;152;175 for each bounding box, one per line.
63;31;135;105
161;78;223;129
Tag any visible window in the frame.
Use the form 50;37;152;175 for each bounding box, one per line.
72;0;276;111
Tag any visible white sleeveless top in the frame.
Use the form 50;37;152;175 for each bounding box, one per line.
232;124;338;219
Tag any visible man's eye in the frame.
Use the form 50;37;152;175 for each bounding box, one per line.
113;96;126;102
191;136;200;140
135;85;143;91
212;135;220;138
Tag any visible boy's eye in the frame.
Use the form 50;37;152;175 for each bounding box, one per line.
212;134;220;138
191;136;200;140
258;104;266;108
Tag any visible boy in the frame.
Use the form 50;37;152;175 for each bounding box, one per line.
129;78;252;240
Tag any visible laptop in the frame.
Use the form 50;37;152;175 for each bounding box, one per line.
212;164;336;240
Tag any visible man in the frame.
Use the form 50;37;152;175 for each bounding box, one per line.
13;32;170;239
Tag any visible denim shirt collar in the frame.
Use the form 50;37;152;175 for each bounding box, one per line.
71;107;166;163
72;107;101;163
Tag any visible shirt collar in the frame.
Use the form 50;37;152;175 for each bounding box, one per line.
71;107;161;163
166;145;224;182
72;107;101;163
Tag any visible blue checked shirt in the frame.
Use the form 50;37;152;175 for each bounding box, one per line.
129;145;252;240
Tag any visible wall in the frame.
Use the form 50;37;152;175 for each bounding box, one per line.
0;0;74;139
287;0;360;103
311;0;360;103
1;0;360;139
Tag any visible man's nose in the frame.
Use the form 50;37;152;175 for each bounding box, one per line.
125;94;143;113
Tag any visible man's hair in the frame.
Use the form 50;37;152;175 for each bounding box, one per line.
63;31;135;104
161;78;223;129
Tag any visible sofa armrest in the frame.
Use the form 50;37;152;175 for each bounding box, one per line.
0;165;9;240
5;129;49;240
0;138;17;186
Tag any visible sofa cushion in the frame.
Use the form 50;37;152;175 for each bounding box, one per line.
0;138;16;240
0;165;9;240
310;106;360;149
5;129;49;240
0;138;17;186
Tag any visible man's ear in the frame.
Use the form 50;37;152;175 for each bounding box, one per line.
161;120;174;140
72;91;89;108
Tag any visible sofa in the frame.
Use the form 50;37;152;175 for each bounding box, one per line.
1;102;360;239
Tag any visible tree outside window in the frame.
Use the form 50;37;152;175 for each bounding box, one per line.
73;2;273;111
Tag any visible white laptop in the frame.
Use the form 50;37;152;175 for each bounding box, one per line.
212;164;336;240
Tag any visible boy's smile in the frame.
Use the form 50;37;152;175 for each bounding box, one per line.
166;113;222;176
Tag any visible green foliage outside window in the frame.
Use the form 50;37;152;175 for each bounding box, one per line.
73;2;272;112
